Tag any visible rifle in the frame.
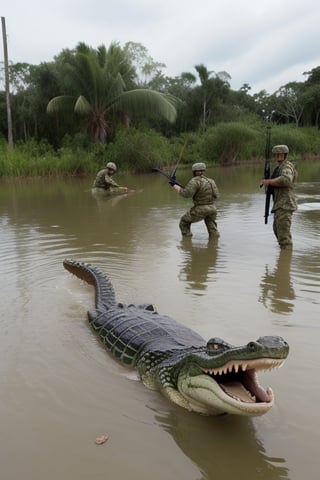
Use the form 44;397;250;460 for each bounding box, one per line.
152;167;184;188
261;126;272;224
153;139;188;188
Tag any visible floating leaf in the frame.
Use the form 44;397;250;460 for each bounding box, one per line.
95;435;109;445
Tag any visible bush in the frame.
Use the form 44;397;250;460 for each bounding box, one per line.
267;125;309;156
105;128;174;172
0;122;319;177
201;123;259;165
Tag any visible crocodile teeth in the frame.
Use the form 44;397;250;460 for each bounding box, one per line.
201;358;284;377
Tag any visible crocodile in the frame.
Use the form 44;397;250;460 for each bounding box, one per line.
63;259;289;416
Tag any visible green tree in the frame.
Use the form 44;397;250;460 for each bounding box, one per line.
301;84;320;128
303;66;320;86
302;67;320;127
0;61;64;143
47;42;180;143
194;63;212;131
228;84;258;119
28;62;72;145
123;41;166;87
0;61;34;141
274;82;305;127
193;64;231;131
253;90;277;121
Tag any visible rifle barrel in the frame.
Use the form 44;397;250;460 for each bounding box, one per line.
152;168;184;188
263;126;272;224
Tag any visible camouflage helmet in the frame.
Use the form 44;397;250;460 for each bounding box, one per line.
106;162;117;171
192;162;206;172
272;145;289;154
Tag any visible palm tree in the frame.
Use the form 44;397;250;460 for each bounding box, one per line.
194;64;214;132
47;42;180;142
194;64;231;131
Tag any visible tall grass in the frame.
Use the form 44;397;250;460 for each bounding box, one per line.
0;123;319;177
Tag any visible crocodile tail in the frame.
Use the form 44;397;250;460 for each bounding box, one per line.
63;259;117;309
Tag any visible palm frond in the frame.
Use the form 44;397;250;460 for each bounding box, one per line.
114;89;178;123
74;95;93;114
105;72;126;103
46;95;76;113
47;43;181;141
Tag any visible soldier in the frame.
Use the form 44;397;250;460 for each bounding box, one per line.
260;145;297;249
92;162;128;194
172;162;219;238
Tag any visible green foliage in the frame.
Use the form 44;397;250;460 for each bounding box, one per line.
61;132;93;151
169;132;205;165
262;125;320;158
0;138;94;177
15;137;54;156
200;122;259;164
0;122;319;178
3;36;320;151
46;42;180;143
105;128;174;172
266;125;307;156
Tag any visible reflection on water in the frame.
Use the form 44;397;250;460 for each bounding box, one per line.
154;407;289;480
91;188;141;211
1;165;320;480
259;250;295;314
178;237;219;294
293;245;320;312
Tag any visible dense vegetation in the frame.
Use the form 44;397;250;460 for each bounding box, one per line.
1;41;320;177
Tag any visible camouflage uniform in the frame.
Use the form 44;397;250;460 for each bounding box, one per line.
178;175;219;237
92;169;127;195
271;160;297;249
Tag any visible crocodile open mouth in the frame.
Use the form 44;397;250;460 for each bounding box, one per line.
200;358;284;403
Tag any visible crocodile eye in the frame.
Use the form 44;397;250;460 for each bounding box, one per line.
206;337;232;354
207;338;225;351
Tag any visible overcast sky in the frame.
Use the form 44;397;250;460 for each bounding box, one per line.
1;0;320;94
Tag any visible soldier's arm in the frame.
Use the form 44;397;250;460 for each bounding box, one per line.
105;176;120;188
173;178;198;197
263;166;295;188
211;180;220;199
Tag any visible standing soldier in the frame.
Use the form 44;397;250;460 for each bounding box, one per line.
92;162;128;195
260;145;297;249
172;162;219;238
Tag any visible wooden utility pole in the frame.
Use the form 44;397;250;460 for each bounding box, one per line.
1;16;14;149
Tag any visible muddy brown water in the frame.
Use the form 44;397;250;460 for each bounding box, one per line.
1;163;319;480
